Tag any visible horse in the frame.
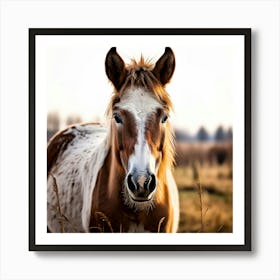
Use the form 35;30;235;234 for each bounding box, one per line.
47;47;179;233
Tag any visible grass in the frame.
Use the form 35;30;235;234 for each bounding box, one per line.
178;191;232;233
174;163;232;193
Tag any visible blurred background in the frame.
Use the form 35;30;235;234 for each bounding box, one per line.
43;36;242;233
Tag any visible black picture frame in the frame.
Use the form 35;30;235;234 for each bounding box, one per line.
29;28;251;251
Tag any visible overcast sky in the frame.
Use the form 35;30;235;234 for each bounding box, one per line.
37;35;244;134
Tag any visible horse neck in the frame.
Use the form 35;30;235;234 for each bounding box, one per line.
102;125;126;198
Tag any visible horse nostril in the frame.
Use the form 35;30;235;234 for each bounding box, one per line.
147;174;156;192
127;173;156;200
127;174;137;192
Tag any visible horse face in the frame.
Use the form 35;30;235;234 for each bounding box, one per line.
112;88;169;204
106;47;175;208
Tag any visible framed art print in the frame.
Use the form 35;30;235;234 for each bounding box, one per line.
29;28;251;251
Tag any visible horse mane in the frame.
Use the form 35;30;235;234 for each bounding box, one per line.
106;56;175;172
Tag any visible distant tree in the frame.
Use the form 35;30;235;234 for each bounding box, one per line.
196;126;209;141
47;112;60;131
174;128;191;142
214;125;226;141
226;127;233;141
66;115;82;126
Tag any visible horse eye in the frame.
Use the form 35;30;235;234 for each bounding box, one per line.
161;114;169;123
113;113;123;124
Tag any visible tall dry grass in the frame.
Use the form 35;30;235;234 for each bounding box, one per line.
176;161;232;233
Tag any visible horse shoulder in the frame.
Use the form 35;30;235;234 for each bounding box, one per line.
47;123;109;232
47;126;76;176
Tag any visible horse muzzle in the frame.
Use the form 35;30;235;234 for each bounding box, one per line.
126;172;157;201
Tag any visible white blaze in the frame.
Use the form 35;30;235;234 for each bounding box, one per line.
128;120;156;176
117;87;161;175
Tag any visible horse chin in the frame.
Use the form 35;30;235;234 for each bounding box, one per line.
131;196;153;202
122;185;155;212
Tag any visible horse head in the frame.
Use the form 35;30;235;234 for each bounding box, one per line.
105;47;175;210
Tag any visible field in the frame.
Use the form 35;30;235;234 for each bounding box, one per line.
174;142;233;233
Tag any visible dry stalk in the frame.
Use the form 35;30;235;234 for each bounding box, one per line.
197;178;204;233
204;207;209;217
192;161;199;181
193;163;224;233
192;162;205;233
49;173;79;233
49;173;65;233
217;224;224;232
157;217;166;233
88;226;103;232
95;211;114;233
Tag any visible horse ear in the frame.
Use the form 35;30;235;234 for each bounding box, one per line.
152;47;175;86
105;47;127;91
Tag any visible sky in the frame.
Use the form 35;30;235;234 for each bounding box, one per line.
37;35;244;134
